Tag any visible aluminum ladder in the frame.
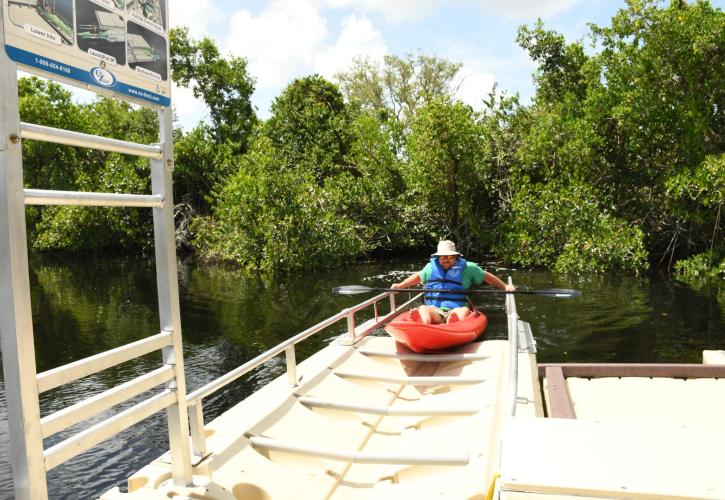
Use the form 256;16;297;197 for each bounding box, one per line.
0;15;192;500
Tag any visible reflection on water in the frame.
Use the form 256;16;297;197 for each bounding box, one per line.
0;255;723;498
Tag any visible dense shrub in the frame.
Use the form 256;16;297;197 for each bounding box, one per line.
191;137;363;273
674;252;725;280
496;182;648;273
16;2;724;277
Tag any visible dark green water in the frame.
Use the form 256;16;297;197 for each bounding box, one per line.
0;255;723;499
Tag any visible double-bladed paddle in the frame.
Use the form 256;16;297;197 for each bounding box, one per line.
332;285;582;299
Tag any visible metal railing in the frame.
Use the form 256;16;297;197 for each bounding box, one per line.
0;19;192;495
24;189;164;207
23;120;193;475
488;277;522;499
504;277;520;417
5;113;192;483
186;290;420;458
36;332;173;393
19;122;163;158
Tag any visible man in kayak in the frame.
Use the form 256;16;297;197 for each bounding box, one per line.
391;240;515;324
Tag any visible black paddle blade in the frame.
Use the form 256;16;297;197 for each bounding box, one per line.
332;285;374;295
532;288;582;298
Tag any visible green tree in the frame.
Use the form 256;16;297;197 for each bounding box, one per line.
192;76;410;272
192;136;363;273
332;109;409;251
586;0;724;261
192;76;364;272
516;20;589;103
405;98;488;254
505;1;725;273
335;52;462;127
19;78;87;195
496;182;648;274
33;113;155;251
264;75;356;184
19;78;157;252
477;89;526;215
172;124;236;210
170;27;257;153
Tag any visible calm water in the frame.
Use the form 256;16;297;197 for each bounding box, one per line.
0;254;723;499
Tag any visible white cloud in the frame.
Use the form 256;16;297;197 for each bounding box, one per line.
169;0;223;38
325;0;581;22
314;15;387;78
476;0;582;19
172;83;208;131
324;0;441;23
454;59;496;111
226;0;328;90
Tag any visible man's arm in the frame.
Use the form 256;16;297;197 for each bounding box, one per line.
484;271;516;292
392;272;422;289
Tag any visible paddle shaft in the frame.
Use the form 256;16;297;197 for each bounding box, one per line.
372;287;528;294
333;285;581;298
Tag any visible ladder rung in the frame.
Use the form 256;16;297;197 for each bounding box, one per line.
333;369;485;385
358;349;489;362
250;436;470;465
299;396;479;416
40;366;175;438
20;121;163;159
37;331;173;393
24;189;164;208
44;390;176;470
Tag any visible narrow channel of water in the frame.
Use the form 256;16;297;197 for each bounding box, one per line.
0;255;723;498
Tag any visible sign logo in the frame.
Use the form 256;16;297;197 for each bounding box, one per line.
90;67;117;87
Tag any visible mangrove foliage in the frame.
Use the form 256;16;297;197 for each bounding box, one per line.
17;0;724;279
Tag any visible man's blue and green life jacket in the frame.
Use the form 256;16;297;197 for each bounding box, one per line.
425;257;468;309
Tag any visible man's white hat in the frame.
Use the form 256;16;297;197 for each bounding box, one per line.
432;240;462;257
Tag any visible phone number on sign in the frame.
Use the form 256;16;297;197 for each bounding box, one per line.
34;57;71;75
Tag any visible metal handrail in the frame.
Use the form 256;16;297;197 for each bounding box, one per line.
43;390;176;470
1;7;193;493
24;189;164;208
36;331;173;393
504;277;519;417
19;122;163;159
186;290;418;458
186;291;413;404
40;366;175;438
493;277;520;497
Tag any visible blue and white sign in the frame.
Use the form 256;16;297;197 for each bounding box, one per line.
2;0;170;107
90;66;117;87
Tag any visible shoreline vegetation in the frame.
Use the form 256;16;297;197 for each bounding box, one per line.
18;1;723;288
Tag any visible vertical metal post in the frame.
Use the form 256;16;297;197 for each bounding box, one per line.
285;346;298;386
346;310;356;340
189;402;207;458
0;15;49;499
389;292;397;313
150;106;192;485
505;277;519;418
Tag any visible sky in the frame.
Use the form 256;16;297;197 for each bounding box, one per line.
58;0;725;130
166;0;632;130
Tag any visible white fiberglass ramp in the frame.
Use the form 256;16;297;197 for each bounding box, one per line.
102;336;511;499
499;416;725;500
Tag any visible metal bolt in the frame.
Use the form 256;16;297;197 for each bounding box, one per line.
9;133;20;144
166;159;173;167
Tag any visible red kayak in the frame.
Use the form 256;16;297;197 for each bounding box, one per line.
384;309;488;353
